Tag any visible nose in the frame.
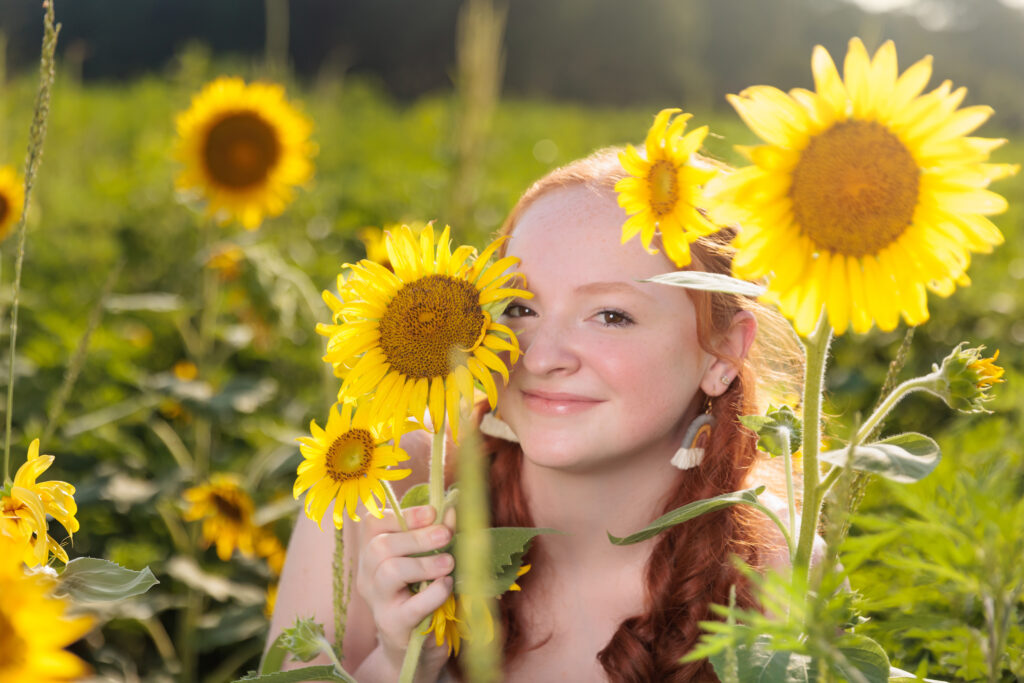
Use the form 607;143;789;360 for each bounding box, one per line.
518;319;581;377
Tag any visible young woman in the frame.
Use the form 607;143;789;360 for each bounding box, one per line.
270;148;801;681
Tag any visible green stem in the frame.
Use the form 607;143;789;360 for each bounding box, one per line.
782;427;797;564
398;616;431;683
752;502;794;558
854;376;931;445
382;480;410;532
792;312;832;593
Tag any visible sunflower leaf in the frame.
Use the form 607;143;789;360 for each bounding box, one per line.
452;526;558;596
642;271;766;297
819;433;940;483
608;487;766;545
56;557;159;603
400;483;430;509
234;664;355;682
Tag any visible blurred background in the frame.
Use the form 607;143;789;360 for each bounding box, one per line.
0;0;1021;681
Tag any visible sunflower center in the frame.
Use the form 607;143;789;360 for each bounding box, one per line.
210;492;245;524
790;121;920;256
378;274;485;379
0;608;26;667
647;159;679;217
325;430;375;482
204;112;281;189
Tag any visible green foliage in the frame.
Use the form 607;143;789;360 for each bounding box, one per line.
56;557;158;603
819;432;941;484
608;486;766;545
741;404;803;458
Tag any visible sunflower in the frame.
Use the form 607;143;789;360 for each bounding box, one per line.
182;474;258;561
0;440;79;567
0;539;94;682
294;401;411;529
424;594;466;657
323;224;529;439
710;38;1018;336
174;76;315;230
615;109;721;268
0;165;24;243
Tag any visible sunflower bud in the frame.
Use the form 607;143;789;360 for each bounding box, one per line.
924;343;1005;413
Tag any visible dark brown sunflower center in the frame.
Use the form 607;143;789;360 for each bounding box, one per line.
790;121;920;256
204;112;281;189
378;274;486;379
0;194;9;226
647;159;679;216
210;491;245;523
325;429;375;482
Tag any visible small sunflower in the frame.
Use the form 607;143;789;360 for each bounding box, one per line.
182;474;258;561
175;76;316;230
294;401;411;529
0;165;25;242
256;527;286;575
424;594;466;657
711;38;1018;336
0;540;94;682
615;109;721;267
0;440;79;567
323;224;529;439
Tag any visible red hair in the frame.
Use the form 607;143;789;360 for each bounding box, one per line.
478;148;801;681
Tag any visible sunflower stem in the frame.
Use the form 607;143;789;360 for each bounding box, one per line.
782;427;797;565
3;0;58;482
381;479;410;532
792;312;832;604
398;616;431;683
854;376;930;445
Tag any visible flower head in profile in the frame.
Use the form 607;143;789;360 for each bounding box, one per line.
0;439;79;567
924;343;1005;413
0;538;94;682
0;164;25;243
174;76;316;229
323;224;530;439
294;401;411;529
615;109;721;267
182;473;258;561
711;38;1018;336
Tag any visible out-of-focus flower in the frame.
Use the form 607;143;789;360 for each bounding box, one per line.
0;164;25;243
182;474;257;561
206;243;246;281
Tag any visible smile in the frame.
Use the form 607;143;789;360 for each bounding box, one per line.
521;390;604;416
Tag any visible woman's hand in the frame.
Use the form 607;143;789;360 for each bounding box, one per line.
355;505;456;680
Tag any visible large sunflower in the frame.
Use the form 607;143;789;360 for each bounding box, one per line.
0;165;25;243
710;38;1018;336
174;76;315;230
294;401;411;529
615;109;720;267
0;540;94;682
0;440;79;567
323;224;529;439
182;474;258;561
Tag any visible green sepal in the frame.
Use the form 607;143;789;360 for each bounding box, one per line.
739;405;802;458
819;432;940;484
608;487;765;546
56;557;158;603
278;617;331;663
481;296;516;322
400;483;429;509
642;271;766;297
233;665;355;682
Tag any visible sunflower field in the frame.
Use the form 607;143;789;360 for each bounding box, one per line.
2;2;1024;681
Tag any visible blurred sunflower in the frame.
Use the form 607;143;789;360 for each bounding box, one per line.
711;38;1018;336
323;224;529;438
424;594;465;656
0;164;25;242
256;527;286;575
294;401;410;529
0;539;94;682
174;76;315;230
0;439;79;567
182;474;257;561
615;109;720;267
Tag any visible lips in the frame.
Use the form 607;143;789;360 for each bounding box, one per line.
521;389;603;416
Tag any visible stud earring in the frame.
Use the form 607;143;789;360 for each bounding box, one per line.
721;375;732;385
670;409;715;470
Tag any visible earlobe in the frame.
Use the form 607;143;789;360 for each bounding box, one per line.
700;310;757;397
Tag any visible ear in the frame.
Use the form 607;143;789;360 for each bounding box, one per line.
700;310;757;397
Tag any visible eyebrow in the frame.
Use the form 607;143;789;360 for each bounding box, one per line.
573;281;655;300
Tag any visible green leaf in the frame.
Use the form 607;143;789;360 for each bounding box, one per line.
56;557;158;603
234;665;355;682
608;487;765;545
834;633;890;683
820;433;940;484
709;635;820;682
260;632;288;674
453;526;558;596
400;483;429;509
643;271;766;297
740;405;802;457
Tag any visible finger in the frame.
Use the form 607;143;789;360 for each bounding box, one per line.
376;553;455;596
398;576;454;632
361;523;453;577
442;506;456;531
363;505;436;536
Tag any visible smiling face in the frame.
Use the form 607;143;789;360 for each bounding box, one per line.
496;183;727;474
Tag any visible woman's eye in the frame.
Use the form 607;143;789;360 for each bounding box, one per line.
597;309;634;327
502;302;535;319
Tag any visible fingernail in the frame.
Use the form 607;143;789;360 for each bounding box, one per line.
435;554;453;570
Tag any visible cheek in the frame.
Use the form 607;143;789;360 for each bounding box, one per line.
598;334;704;412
